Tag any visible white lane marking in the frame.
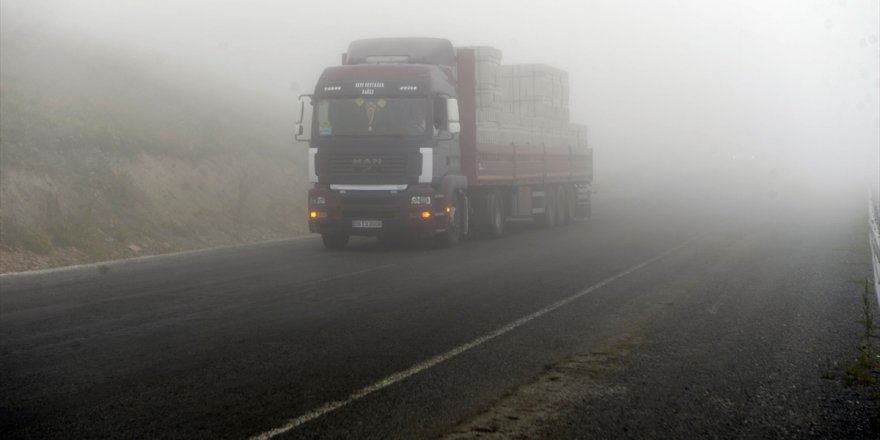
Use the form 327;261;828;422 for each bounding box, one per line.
249;237;697;440
0;235;318;279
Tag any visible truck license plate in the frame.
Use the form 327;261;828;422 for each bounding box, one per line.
352;220;382;228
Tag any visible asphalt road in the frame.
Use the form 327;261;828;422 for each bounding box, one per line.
1;191;878;439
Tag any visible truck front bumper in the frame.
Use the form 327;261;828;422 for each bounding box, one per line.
307;185;449;238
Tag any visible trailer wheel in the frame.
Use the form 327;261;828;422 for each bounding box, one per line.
560;185;577;225
438;195;462;247
536;188;556;228
583;191;591;219
322;233;349;250
486;191;506;238
555;186;567;226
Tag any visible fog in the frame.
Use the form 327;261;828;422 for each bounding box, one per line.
3;3;880;433
2;0;879;215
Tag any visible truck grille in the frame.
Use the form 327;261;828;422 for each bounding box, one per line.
326;153;410;176
316;150;423;184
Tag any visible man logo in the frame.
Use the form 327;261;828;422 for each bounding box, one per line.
352;158;383;166
353;157;382;173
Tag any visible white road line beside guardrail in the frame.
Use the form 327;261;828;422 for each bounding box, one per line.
869;189;880;305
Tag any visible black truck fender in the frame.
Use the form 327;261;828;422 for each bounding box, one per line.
436;173;469;233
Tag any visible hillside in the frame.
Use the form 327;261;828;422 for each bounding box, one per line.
0;26;310;273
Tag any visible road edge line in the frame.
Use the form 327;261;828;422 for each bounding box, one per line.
0;235;317;279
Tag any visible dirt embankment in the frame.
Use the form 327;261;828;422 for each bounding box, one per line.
0;23;310;274
0;151;308;274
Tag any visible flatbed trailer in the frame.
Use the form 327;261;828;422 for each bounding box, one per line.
296;38;592;249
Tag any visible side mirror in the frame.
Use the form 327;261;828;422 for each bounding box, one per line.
446;98;460;134
295;94;313;142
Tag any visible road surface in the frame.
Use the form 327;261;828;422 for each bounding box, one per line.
2;192;878;439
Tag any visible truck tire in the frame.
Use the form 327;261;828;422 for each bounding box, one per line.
322;233;349;250
438;194;462;247
583;191;591;219
555;186;567;226
486;191;506;238
536;188;556;228
572;186;591;220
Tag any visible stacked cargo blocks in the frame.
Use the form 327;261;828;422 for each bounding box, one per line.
460;46;591;184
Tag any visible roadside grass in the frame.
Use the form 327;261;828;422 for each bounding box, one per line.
0;167;145;261
0;33;308;271
0;215;52;254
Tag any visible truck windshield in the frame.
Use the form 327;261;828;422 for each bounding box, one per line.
317;97;428;137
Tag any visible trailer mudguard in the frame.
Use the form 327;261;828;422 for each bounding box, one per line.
437;174;468;202
437;173;468;232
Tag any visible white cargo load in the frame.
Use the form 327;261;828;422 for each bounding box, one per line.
459;46;585;150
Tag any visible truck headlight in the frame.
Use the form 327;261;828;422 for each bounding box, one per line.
310;196;326;205
410;196;432;205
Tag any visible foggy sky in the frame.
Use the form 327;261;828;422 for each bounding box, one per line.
2;0;879;197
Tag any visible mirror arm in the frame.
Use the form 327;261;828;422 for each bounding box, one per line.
433;130;454;141
295;94;314;142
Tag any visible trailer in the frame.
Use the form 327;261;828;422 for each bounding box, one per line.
296;38;593;249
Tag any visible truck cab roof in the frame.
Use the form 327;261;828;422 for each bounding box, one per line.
314;63;456;97
346;38;455;68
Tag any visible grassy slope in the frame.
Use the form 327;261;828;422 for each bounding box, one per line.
0;28;309;273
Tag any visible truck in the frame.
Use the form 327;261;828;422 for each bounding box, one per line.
295;38;593;249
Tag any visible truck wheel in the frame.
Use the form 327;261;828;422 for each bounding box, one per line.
555;186;567;226
583;191;591;219
322;233;349;250
561;185;574;224
438;195;462;247
536;188;556;228
486;192;506;238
